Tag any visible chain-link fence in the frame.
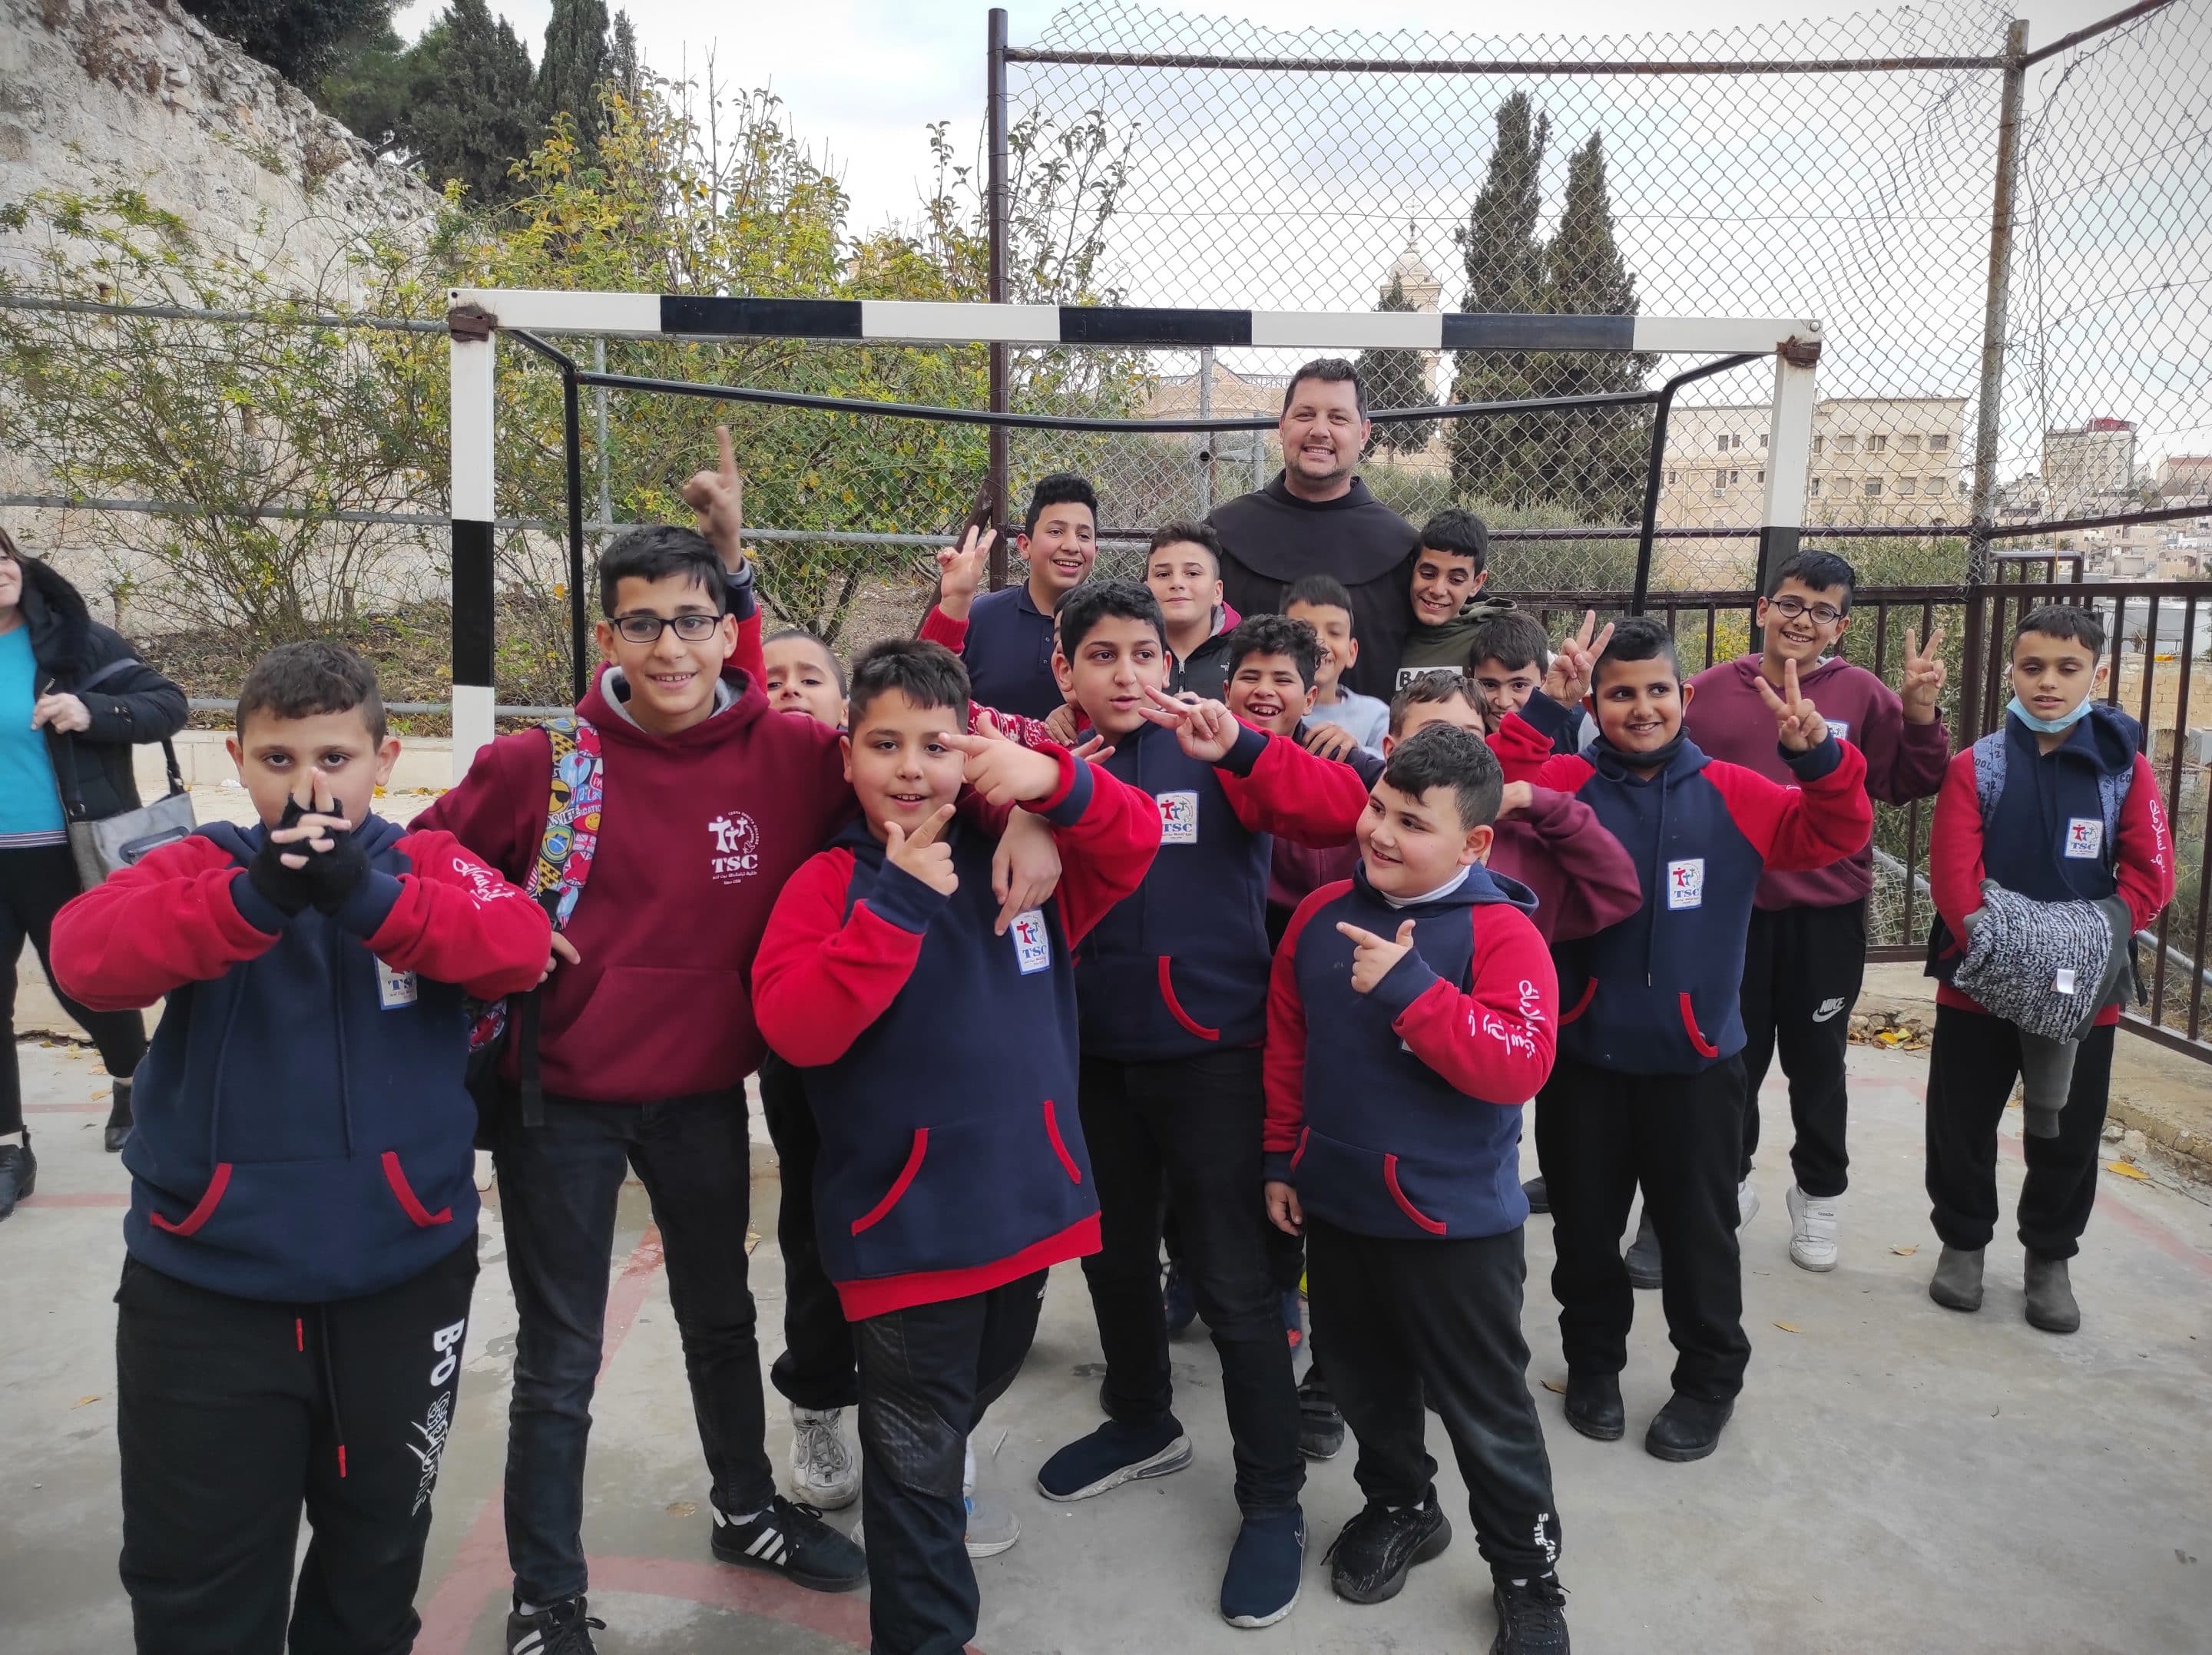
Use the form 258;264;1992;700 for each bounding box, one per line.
2;0;2206;703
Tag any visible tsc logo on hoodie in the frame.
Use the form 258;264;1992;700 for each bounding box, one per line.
708;810;762;884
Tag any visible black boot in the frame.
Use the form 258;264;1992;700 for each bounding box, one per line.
1561;1371;1624;1442
1644;1392;1734;1463
0;1135;35;1222
104;1078;134;1154
1623;1211;1662;1289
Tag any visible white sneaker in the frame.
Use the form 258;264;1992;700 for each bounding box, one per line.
963;1485;1021;1558
790;1405;860;1509
1737;1180;1760;1230
1786;1185;1839;1273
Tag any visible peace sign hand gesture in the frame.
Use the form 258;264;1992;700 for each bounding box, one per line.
1138;684;1239;761
1898;625;1947;725
680;425;747;574
934;525;994;622
1755;658;1831;753
1336;917;1419;995
1541;610;1614;707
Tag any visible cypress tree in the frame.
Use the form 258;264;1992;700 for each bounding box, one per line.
1356;275;1437;457
1449;93;1550;504
403;0;538;207
538;0;613;156
608;10;644;107
182;0;392;88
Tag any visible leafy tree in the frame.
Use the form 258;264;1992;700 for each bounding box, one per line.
537;0;613;160
404;0;538;208
1356;275;1436;456
180;0;392;88
314;23;433;158
1449;93;1549;504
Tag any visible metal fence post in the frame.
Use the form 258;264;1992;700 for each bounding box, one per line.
986;8;1012;591
1967;18;2029;588
1197;344;1214;513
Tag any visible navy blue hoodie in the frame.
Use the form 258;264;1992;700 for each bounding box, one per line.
1078;720;1369;1061
50;816;550;1302
753;747;1160;1318
1509;733;1871;1075
1265;863;1558;1241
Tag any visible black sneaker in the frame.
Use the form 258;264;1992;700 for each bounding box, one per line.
1037;1415;1193;1501
104;1078;134;1154
1296;1366;1345;1460
0;1138;35;1223
1325;1495;1452;1605
1163;1259;1197;1336
505;1594;604;1655
1623;1212;1662;1289
710;1494;866;1592
1522;1175;1548;1214
1491;1573;1571;1654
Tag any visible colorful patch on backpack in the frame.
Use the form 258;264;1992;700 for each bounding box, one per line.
1157;790;1199;845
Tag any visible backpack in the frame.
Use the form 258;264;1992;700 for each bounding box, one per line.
465;717;605;1145
1969;726;2132;864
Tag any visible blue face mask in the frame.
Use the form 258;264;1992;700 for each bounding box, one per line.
2008;694;2093;735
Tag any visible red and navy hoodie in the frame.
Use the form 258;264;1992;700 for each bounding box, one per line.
49;817;549;1302
753;746;1161;1319
1927;703;2171;1023
1080;719;1370;1062
1510;731;1873;1075
1264;864;1558;1240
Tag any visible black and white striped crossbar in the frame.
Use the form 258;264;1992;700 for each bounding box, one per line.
447;289;1821;356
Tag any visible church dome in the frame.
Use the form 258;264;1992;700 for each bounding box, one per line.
1382;226;1442;311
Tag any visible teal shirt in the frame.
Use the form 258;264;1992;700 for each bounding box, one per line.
0;624;66;839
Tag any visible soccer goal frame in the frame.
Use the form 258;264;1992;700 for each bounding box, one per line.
443;288;1823;776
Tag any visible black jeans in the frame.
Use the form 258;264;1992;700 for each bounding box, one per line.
114;1240;478;1654
758;1057;859;1412
1078;1048;1303;1515
1738;899;1865;1194
1925;1007;2114;1259
853;1275;1047;1655
1306;1217;1561;1580
1;840;147;1133
1536;1053;1751;1404
495;1088;774;1604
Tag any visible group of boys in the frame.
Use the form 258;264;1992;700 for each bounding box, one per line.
41;357;2171;1655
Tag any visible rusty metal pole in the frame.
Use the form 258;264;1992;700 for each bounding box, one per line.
985;8;1012;592
1960;17;2029;731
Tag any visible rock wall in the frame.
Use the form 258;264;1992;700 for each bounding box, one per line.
0;0;439;292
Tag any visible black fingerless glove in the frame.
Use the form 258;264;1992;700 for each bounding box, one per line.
247;799;316;917
300;824;372;915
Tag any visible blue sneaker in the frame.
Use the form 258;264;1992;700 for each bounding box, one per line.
1220;1508;1306;1628
1164;1260;1197;1336
1036;1415;1193;1501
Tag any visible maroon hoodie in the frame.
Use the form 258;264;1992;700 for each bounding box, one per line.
1684;652;1949;910
418;667;854;1103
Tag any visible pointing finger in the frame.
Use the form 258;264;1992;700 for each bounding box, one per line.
1336;921;1383;949
906;802;957;849
717;423;737;485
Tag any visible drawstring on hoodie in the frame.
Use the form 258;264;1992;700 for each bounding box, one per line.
304;1306;349;1478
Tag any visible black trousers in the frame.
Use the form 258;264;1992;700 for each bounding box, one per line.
1078;1048;1303;1515
114;1240;479;1655
1535;1053;1751;1404
494;1088;774;1604
1306;1217;1561;1580
1737;899;1865;1194
853;1274;1047;1655
758;1057;860;1412
1925;1007;2115;1260
1;841;147;1134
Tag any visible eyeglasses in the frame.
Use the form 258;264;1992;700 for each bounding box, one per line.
1768;595;1846;626
611;612;724;644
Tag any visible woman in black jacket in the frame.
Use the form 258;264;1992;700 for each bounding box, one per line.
0;530;187;1219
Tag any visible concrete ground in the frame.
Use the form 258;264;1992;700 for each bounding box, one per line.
5;1030;2209;1654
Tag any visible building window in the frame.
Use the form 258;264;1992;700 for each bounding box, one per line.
1810;477;1823;496
1759;432;1769;448
1867;433;1888;453
1927;476;1947;497
1836;435;1857;455
1864;480;1883;499
1900;432;1922;453
1899;477;1918;496
1929;433;1949;452
1756;469;1766;485
1666;470;1677;486
1713;470;1729;493
1730;469;1741;485
1812;435;1824;456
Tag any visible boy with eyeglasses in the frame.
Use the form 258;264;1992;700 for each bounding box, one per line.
1681;550;1949;1276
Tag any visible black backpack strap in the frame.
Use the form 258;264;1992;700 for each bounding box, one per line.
511;887;563;1128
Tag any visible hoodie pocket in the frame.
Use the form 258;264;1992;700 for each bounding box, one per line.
1382;1154;1449;1236
846;1114;1095;1278
1293;1127;1455;1242
1156;957;1221;1041
1677;992;1721;1060
147;1163;233;1237
1559;978;1598;1026
381;1150;455;1227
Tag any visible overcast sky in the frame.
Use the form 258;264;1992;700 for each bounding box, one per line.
393;0;2134;239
